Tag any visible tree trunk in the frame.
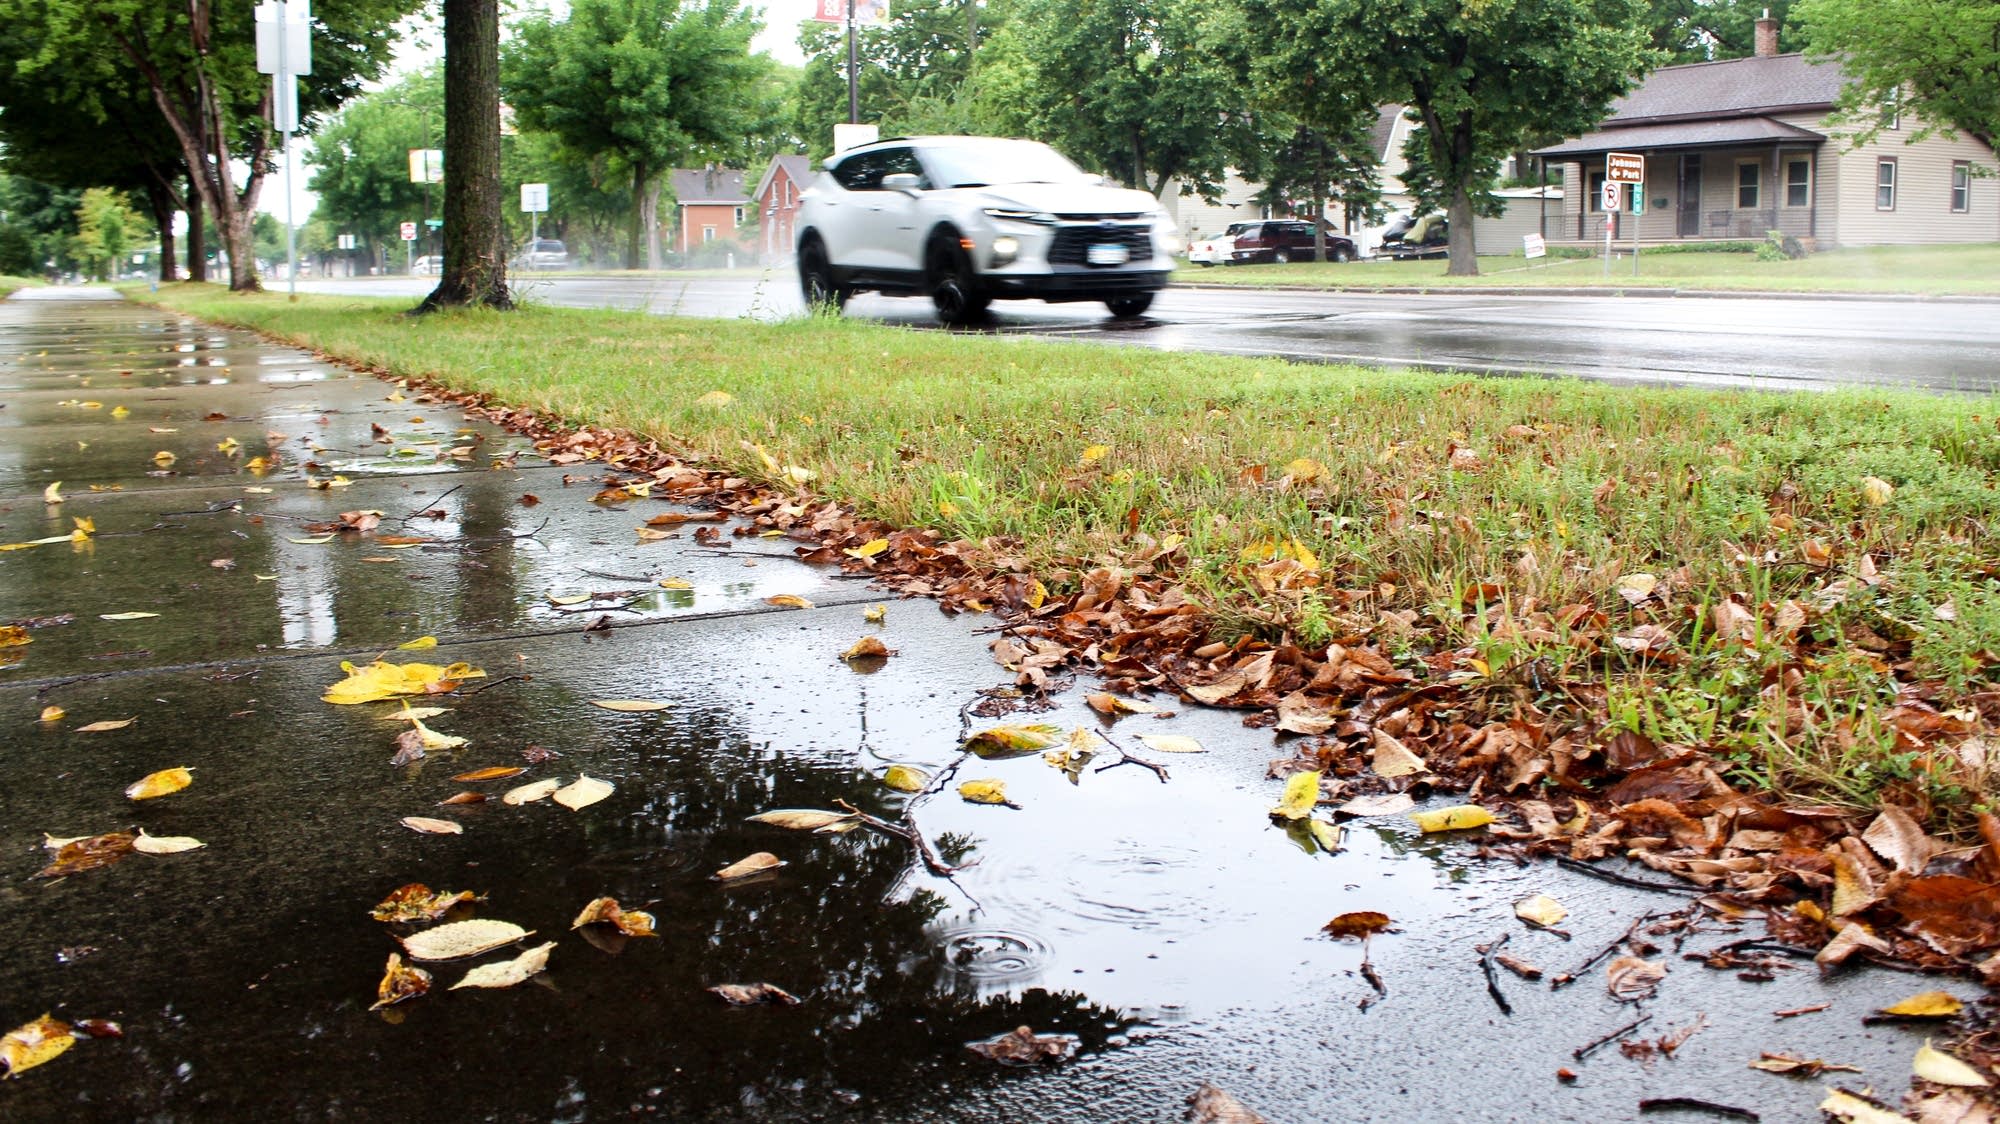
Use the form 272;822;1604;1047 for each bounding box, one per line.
419;0;512;311
185;172;206;282
641;177;662;270
144;176;179;283
223;203;260;290
1442;117;1479;277
627;164;647;270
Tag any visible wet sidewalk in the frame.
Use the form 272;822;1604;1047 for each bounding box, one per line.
1;289;1973;1122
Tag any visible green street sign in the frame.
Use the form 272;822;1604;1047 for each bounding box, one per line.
424;219;443;229
1629;185;1645;215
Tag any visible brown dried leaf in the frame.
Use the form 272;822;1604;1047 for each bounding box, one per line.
571;896;659;937
400;816;463;835
369;953;433;1010
1606;955;1666;1001
34;831;137;878
965;1025;1080;1066
709;982;800;1006
840;636;892;661
398;919;532;961
1862;806;1938;875
1749;1051;1861;1076
1322;911;1392;939
1185;1083;1270;1124
452;766;527;783
450;942;556;990
713;852;786;882
370;883;481;923
0;1014;74;1078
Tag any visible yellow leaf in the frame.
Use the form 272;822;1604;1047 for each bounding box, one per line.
749;809;863;832
571;897;658;936
623;481;652;498
501;778;560;806
39;706;64;722
370;953;432;1011
882;764;928;792
959;778;1014;806
397;636;438;651
863;604;887;623
1515;894;1568;928
389;704;448;722
288;534;336;545
1136;734;1206;754
450;942;556;991
765;594;814;609
1370;730;1428;777
1878;991;1964;1019
386;391;406;403
399;919;531;961
152;450;176;466
125;766;193;801
76;718;136;733
696;390;733;407
1308;819;1343;853
844;538;890;560
99;611;160;621
322;660;486;705
635;526;671;542
132;829;206;855
746;442;781;472
70;516;93;538
965;722;1064;758
111;405;129;418
591;699;669;712
1270;769;1321;820
1410;805;1497;833
0;1014;74;1079
1861;476;1895;507
713;852;786;881
781;465;816;484
401;815;465;835
409;716;467;751
0;626;30;648
216;437;241;455
1616;573;1658;605
547;592;591;606
1283;457;1326;482
1819;1089;1916;1124
841;636;891;660
42;481;62;504
1913;1040;1990;1087
553;775;613;811
1080;444;1110;465
658;577;693;590
1085;692;1159;716
938;499;959;518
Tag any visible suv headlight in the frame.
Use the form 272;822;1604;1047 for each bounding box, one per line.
990;236;1021;265
983;207;1056;225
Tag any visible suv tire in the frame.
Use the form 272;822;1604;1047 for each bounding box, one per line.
1332;246;1353;263
927;233;989;324
798;238;849;312
1105;295;1153;318
1273;248;1291;264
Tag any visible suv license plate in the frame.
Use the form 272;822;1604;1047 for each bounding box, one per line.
1086;243;1130;266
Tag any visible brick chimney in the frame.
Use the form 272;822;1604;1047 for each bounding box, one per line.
1754;9;1780;57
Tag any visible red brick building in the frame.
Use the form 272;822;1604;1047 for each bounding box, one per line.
669;167;750;256
753;155;814;262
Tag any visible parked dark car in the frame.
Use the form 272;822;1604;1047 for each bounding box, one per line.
1228;220;1357;264
1382;214;1449;260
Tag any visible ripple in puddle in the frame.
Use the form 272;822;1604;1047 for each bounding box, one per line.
935;926;1054;982
986;842;1211;936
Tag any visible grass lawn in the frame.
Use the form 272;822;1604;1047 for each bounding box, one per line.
134;282;2000;829
1181;243;2000;296
0;275;45;298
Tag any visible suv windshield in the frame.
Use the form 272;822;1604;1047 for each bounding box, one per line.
531;240;564;253
918;140;1093;189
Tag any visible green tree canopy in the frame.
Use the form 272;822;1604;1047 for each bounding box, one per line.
71;186;147;280
306;69;444;270
1795;0;2000;152
1646;0;1800;63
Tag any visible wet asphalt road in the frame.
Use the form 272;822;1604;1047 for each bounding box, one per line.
1;287;1982;1122
298;271;2000;394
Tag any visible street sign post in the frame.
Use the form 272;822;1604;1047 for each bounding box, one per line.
1600;178;1622;213
1522;232;1546;260
400;220;417;275
521;183;549;246
400;222;418;241
256;0;311;298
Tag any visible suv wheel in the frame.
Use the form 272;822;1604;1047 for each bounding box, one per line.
798;238;848;312
1105;294;1153;319
1332;245;1353;263
1272;248;1291;264
927;234;989;324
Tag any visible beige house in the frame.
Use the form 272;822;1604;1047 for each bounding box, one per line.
1534;14;1998;248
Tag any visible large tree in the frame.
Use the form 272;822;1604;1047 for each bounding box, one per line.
1276;0;1655;276
1795;0;1999;152
505;0;777;270
418;0;510;310
0;0;418;291
1646;0;1800;63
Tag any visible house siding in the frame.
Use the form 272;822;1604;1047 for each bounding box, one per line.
1827;124;2000;245
756;166;804;261
677;203;743;255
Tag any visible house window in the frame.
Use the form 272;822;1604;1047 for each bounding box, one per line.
1588;171;1607;212
1876;159;1897;210
1952;162;1970;213
1883;88;1901;131
702;226;717;242
734;207;744;225
1736;162;1760;208
1785;159;1810;207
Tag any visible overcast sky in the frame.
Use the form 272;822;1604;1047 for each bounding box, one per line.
259;1;825;221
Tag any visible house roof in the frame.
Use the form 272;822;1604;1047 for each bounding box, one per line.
1369;105;1407;161
1602;52;1846;125
1534;116;1827;159
670;167;749;206
752;155;814;202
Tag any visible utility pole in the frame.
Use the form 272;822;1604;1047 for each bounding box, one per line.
256;0;312;299
847;0;859;124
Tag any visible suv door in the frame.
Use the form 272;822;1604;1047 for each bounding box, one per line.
853;147;928;275
818;150;883;266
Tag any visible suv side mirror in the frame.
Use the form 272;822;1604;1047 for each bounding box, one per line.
882;172;922;193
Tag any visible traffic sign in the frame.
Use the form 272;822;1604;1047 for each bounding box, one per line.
520;183;548;213
1607;152;1645;184
1600;178;1622;213
400;221;417;242
1629;185;1646;215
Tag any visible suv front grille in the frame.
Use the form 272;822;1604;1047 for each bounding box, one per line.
1048;224;1153;267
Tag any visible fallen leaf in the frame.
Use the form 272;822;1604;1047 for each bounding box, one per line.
1086;692;1159;716
709;982;800;1006
1308;819;1343;853
0;1014;74;1078
713;852;786;881
406;715;467;751
1370;730;1427;777
397;636;438;651
959;778;1016;807
76;718;137;733
965;722;1064;759
38;706;64;722
1861;806;1938;875
1135;734;1204;754
453;766;526;783
553;776;613;811
841;636;891;661
98;612;159;621
764;594;813;609
399;919;532;961
1877;991;1964;1019
152;450;176;466
322;659;486;704
1861;476;1895;507
863;604;887;624
1914;1041;1990;1087
657;577;693;590
125;766;193;801
1336;793;1416;817
1322;911;1391;938
1514;895;1569;928
370;883;481;923
1616;573;1658;605
450;942;556;990
844;538;889;560
43;481;63;504
1819;1089;1915;1123
370;953;432;1010
439;791;487;805
882;764;928;792
34;831;136;878
1186;1082;1271;1124
748;809;863;833
1749;1051;1862;1076
590;699;669;712
696;390;733;407
571;897;658;937
966;1025;1080;1066
1270;769;1321;820
1607;955;1667;1001
502;778;561;806
400;816;463;835
1410;805;1496;833
547;592;591;606
132;830;205;855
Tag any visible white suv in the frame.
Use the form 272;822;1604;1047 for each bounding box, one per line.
794;136;1180;322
